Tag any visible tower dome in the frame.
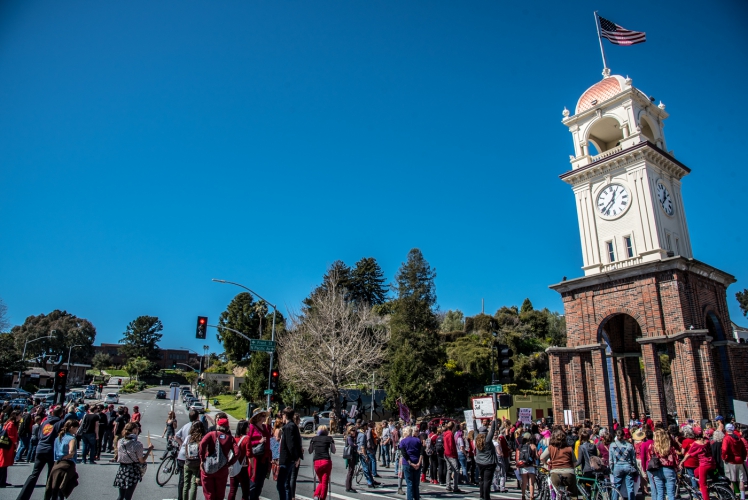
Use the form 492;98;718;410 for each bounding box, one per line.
575;75;630;114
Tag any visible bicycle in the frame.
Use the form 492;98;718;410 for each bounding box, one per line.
676;469;735;500
156;438;179;487
576;470;623;500
535;467;550;500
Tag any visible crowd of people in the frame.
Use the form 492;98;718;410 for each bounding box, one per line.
3;396;748;500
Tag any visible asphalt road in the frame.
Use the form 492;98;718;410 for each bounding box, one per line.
4;385;527;500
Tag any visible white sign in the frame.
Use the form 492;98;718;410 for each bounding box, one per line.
170;387;180;401
464;410;475;430
472;397;495;419
734;400;748;426
519;408;532;424
349;405;358;418
563;409;573;425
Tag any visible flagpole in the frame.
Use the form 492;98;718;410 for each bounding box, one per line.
594;11;610;77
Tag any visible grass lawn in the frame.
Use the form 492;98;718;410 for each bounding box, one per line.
212;395;249;421
105;369;129;377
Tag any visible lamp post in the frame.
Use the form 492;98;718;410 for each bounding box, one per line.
67;345;84;382
180;347;205;393
212;279;278;409
18;335;55;388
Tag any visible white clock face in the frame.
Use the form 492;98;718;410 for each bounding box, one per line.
656;180;674;216
597;184;630;218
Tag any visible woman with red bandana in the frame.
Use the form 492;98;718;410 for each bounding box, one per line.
200;412;239;500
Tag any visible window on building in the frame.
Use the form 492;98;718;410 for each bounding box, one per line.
666;233;672;250
606;241;615;262
624;236;634;258
675;238;680;255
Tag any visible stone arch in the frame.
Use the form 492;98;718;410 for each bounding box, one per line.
596;308;647;334
706;310;735;412
585;115;624;156
596;312;649;423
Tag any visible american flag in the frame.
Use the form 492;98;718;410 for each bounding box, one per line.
599;16;646;46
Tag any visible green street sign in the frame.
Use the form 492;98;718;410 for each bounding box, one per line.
250;339;276;353
484;384;503;393
264;389;274;395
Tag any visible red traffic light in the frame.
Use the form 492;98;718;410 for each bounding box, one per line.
199;318;206;324
271;370;279;377
58;371;66;378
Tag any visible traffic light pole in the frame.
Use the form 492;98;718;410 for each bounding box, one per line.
212;279;278;411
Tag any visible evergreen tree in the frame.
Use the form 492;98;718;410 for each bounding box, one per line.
440;310;465;333
239;310;285;403
349;257;388;306
385;248;444;413
520;298;534;314
120;316;162;362
303;260;352;310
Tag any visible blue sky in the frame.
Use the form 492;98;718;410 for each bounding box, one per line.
1;0;746;354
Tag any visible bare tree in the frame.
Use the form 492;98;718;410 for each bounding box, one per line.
279;279;390;419
0;298;9;332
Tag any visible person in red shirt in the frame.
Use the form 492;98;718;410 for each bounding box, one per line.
681;428;715;500
228;420;250;500
721;424;747;500
200;413;239;500
247;409;272;500
131;406;141;424
680;427;700;495
442;422;462;493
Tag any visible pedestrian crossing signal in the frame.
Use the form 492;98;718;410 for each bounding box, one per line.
54;369;68;393
196;316;208;339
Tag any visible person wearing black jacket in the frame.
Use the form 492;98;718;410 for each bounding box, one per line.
15;406;65;500
277;407;302;500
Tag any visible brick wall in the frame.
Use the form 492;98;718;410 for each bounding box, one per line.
550;259;737;423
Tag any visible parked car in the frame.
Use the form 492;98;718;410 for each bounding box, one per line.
156;390;166;399
35;388;54;399
104;393;119;404
182;392;194;402
188;402;205;414
8;398;28;411
299;411;332;432
185;397;197;408
0;392;13;402
41;394;56;408
84;388;96;398
67;391;84;404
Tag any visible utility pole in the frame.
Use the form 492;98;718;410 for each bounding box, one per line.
370;373;375;421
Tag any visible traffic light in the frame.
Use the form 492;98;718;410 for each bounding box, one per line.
196;316;208;339
496;344;514;384
172;362;177;369
54;369;68;393
498;394;514;408
270;369;279;390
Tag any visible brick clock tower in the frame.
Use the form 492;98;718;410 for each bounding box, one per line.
547;73;747;426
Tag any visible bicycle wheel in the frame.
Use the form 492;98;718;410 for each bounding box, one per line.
355;464;364;485
710;484;736;500
594;482;624;500
156;456;176;487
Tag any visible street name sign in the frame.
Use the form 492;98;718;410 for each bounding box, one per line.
250;339;276;352
484;384;503;393
264;389;274;395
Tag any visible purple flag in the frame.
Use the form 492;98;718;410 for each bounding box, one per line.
397;400;410;422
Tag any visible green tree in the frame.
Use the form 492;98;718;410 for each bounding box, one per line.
124;356;152;381
183;371;198;387
737;290;748;317
0;332;25;374
120;316;162;362
349;257;388;306
203;378;223;398
440;310;465;333
520;298;534;314
92;352;111;376
216;292;270;364
384;249;444;413
239;311;286;403
303;261;352;311
11;310;96;364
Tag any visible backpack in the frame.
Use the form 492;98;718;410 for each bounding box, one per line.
202;432;228;474
435;435;445;456
566;434;577;449
186;437;200;462
0;424;10;450
517;443;533;467
425;434;433;456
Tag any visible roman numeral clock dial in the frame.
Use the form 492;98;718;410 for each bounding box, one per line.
597;184;630;218
656;180;675;216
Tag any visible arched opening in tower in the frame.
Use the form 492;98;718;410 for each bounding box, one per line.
587;117;624;156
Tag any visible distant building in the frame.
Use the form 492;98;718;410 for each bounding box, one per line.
93;343;199;370
14;360;90;389
733;321;748;343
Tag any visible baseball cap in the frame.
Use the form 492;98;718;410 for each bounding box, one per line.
715;415;724;421
726;423;735;431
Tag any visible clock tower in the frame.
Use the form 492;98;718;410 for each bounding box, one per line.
547;74;748;427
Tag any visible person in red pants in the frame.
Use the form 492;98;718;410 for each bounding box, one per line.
308;425;336;500
680;427;715;500
200;413;240;500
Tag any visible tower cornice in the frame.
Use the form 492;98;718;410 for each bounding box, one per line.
559;141;690;186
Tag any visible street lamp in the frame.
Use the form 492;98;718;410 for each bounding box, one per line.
17;335;55;388
179;347;205;375
67;344;84;374
212;278;278;409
